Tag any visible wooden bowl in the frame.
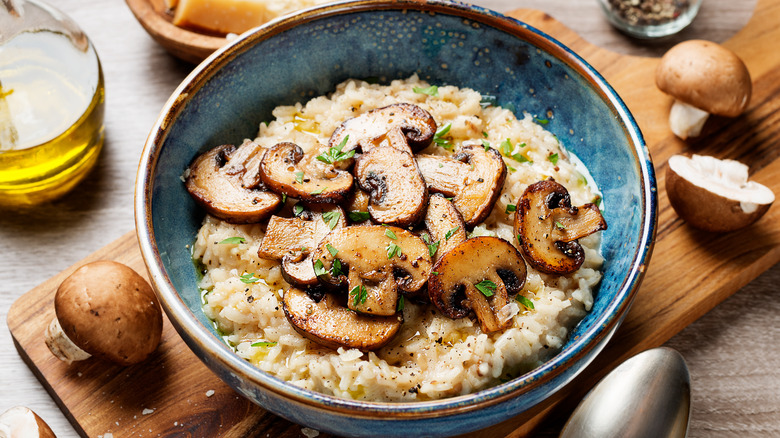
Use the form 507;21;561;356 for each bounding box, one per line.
125;0;227;64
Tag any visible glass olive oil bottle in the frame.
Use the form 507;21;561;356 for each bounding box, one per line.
0;0;105;207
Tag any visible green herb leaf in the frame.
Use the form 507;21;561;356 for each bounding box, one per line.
326;243;339;257
281;193;288;203
397;295;405;312
516;295;535;310
384;228;398;240
482;131;489;138
444;226;460;241
500;138;513;156
386;243;402;259
293;204;305;216
240;272;260;284
433;123;453;150
507;165;517;172
512;153;531;163
505;204;517;214
347;210;370;222
310;187;325;195
331;258;344;277
554;221;566;230
294;171;305;184
516;233;523;243
313;259;327;277
322;210;341;229
427;240;440;258
481;139;491;151
475;280;497;297
431;271;440;275
535;117;549;125
413;85;439;96
592;195;602;208
251;341;277;348
548;153;559;165
349;285;368;306
219;237;246;245
315;135;355;164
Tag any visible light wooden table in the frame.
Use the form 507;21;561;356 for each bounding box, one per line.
1;0;777;437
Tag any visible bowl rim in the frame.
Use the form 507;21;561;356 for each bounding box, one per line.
135;0;657;418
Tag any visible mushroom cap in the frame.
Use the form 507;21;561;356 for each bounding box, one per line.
185;142;282;223
666;154;774;232
54;261;163;366
0;406;56;438
655;40;751;117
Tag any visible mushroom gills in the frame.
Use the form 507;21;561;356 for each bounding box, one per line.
514;179;606;275
283;287;402;351
428;236;527;333
355;145;428;228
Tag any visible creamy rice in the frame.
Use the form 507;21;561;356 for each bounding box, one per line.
192;75;604;401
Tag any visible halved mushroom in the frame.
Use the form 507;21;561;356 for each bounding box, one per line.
423;194;467;260
257;203;347;286
0;406;55;438
328;103;437;156
514;179;607;275
428;236;527;333
416;145;507;227
185;140;282;223
312;225;432;315
259;141;353;204
283;287;402;351
354;146;428;228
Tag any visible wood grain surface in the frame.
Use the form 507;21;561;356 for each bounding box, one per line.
2;0;778;437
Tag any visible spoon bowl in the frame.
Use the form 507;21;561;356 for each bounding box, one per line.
561;347;691;438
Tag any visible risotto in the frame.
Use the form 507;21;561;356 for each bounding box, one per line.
191;75;605;401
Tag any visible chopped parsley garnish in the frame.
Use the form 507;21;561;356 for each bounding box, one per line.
348;210;371;222
315;135;355;164
251;341;277;348
433;123;453;150
482;131;489;138
516;295;535;310
505;204;517;214
313;259;327;277
294;171;305;184
427;240;440;257
325;243;339;257
281;193;288;203
481;139;491;151
500;138;513;156
507;165;517;172
293;204;305;216
322;210;341;230
475;280;497;297
349;285;368;306
516;233;523;243
218;237;245;245
554;221;566;230
384;228;398;240
548;153;559;165
310;187;326;195
535;117;549;125
512;153;531;164
397;295;405;312
331;258;344;277
386;243;402;259
240;272;260;284
413;85;439;96
431;271;440;275
444;226;460;241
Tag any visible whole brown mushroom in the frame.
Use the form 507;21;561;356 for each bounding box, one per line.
656;40;751;139
44;261;163;366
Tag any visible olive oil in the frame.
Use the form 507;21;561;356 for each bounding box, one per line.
0;29;104;206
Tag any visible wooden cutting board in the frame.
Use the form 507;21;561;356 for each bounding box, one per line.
8;1;780;436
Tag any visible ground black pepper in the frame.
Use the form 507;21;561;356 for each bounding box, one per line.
607;0;691;26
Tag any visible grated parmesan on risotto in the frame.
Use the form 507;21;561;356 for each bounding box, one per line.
192;75;604;401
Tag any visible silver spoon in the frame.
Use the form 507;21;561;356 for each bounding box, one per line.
560;347;691;438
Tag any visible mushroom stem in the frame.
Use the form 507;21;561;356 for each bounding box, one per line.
669;100;710;140
462;282;508;333
44;317;91;364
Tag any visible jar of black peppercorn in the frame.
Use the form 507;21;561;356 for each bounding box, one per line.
597;0;703;38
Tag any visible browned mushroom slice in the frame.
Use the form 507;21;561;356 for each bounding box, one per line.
423;194;467;260
257;204;347;286
259;141;353;204
312;225;431;316
185;141;281;223
428;236;527;333
514;179;607;275
328;103;437;156
416;145;507;227
343;188;372;223
354;146;428;228
283;287;402;351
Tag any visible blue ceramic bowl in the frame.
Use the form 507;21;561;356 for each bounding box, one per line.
135;1;657;436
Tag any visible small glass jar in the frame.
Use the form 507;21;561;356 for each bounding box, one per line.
0;0;105;207
597;0;704;39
